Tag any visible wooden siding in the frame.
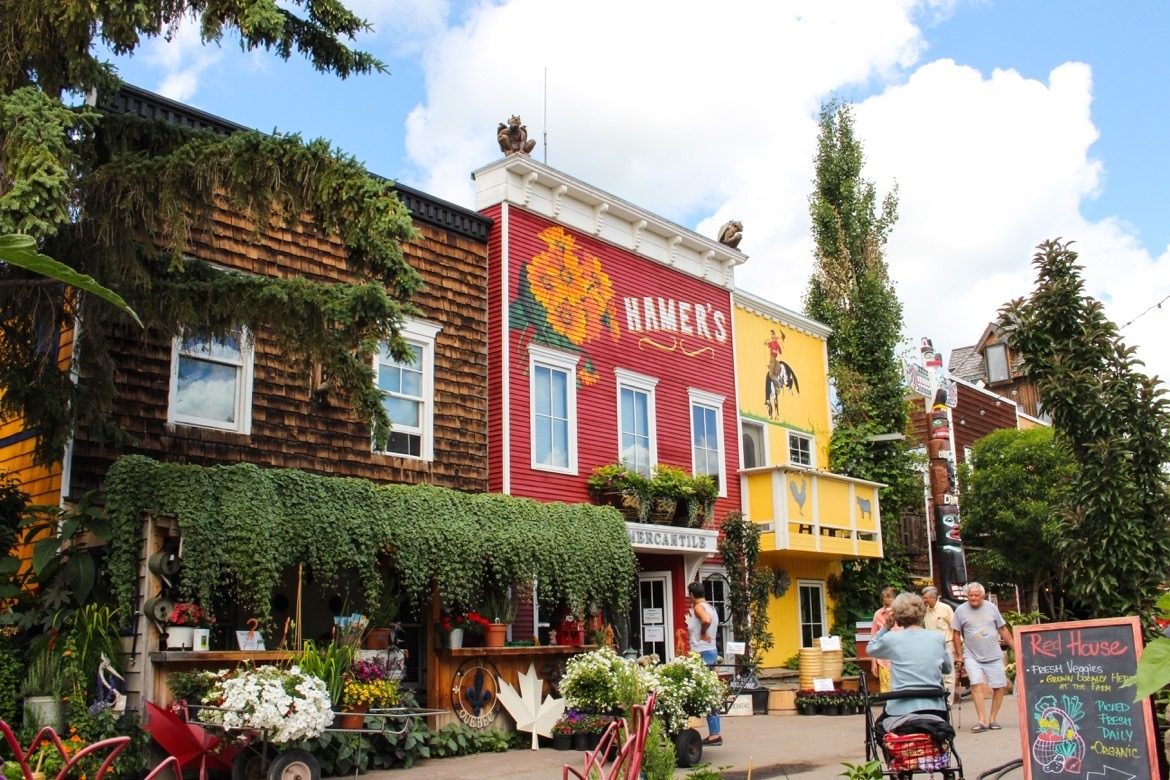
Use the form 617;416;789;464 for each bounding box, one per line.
488;208;740;518
484;204;506;494
759;553;839;666
950;386;1019;463
68;202;490;496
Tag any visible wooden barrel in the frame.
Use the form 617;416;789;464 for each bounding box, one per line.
799;647;823;688
822;648;844;679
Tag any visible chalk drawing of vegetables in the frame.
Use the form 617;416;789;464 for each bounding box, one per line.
1032;701;1086;775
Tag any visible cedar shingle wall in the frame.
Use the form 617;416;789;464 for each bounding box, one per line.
70;201;489;495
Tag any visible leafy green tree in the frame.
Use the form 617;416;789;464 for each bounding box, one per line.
0;2;418;463
998;239;1170;619
959;426;1075;617
804;98;916;626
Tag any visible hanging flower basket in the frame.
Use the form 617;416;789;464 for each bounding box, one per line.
594;489;643;522
648;497;677;525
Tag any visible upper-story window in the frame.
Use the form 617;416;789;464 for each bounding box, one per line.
689;388;726;497
741;420;766;469
985;342;1011;384
788;432;814;468
374;319;442;460
530;344;579;474
169;329;253;434
615;368;658;477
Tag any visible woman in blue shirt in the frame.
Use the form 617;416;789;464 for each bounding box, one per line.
866;592;953;718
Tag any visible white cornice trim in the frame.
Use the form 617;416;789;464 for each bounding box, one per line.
732;289;832;339
473;156;746;290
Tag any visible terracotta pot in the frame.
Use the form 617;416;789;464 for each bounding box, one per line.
337;703;369;730
364;628;392;650
485;623;508;647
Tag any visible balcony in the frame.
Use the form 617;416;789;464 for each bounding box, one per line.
739;466;884;559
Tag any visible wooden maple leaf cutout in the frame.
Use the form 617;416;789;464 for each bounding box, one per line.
496;662;566;750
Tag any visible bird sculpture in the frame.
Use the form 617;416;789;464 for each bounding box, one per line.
789;477;807;517
98;652;128;712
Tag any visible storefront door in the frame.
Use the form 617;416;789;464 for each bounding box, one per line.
636;571;673;661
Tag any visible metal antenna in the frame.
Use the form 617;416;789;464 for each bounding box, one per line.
543;67;548;164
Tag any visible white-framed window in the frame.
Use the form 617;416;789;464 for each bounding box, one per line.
797;580;828;648
689;388;726;497
985;343;1011;384
700;568;735;658
374;319;441;460
168;328;254;434
740;419;766;469
615;368;658;477
788;431;814;468
529;344;579;474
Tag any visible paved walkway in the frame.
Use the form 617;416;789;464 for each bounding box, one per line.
365;694;1025;779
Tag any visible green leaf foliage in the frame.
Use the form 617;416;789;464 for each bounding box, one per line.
959;426;1075;617
1;3;413;464
104;455;637;629
718;512;773;664
804;99;917;627
998;239;1170;619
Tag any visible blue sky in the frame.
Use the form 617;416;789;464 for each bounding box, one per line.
106;0;1170;383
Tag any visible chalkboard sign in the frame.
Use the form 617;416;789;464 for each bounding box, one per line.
1014;617;1159;780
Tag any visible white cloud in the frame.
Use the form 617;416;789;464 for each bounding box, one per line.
139;14;221;101
405;0;1170;384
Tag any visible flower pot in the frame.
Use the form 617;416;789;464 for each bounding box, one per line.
821;704;840;716
448;628;464;649
364;628;393;650
648;497;677;525
572;733;589;751
595;489;642;522
553;733;573;750
751;689;769;715
586;732;602;750
485;623;508;648
337;703;369;729
192;628;211;652
23;694;63;732
166;626;195;651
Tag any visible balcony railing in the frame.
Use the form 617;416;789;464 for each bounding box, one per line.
739;465;884;559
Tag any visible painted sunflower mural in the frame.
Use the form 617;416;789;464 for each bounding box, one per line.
511;226;620;385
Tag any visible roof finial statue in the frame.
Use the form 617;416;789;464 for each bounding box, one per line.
717;220;743;248
498;115;537;156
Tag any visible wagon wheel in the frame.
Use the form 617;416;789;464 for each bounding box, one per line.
674;728;703;768
267;749;319;780
232;745;267;780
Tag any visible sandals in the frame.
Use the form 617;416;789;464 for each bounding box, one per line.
989;722;1002;730
971;723;989;733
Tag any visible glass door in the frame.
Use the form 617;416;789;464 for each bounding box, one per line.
634;571;673;661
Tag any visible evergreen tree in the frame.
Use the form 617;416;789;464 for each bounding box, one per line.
998;239;1170;618
0;2;418;463
804;99;916;626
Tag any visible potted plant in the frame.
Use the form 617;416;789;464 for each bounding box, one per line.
21;642;65;731
587;463;649;522
646;465;688;524
685;474;718;527
167;670;219;708
338;659;400;729
169;602;215;651
793;690;817;715
551;716;575;750
480;590;517;648
165;602;208;650
364;569;402;651
197;664;333;743
442;612;489;649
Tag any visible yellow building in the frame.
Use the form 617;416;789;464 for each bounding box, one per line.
733;290;883;665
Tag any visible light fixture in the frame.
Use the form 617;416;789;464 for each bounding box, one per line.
979;409;985;416
959;419;966;425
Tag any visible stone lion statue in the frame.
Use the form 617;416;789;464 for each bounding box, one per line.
718;220;744;248
498;115;537;156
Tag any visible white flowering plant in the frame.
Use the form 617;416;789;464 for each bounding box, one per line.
198;664;334;743
646;653;726;735
561;647;725;735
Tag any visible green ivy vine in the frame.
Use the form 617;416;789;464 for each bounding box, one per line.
104;456;636;628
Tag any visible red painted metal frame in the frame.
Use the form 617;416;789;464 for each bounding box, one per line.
563;691;657;780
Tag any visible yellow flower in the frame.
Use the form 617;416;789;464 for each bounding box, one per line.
526;227;619;346
578;366;599;386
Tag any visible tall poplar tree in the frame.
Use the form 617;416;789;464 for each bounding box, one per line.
998;239;1170;619
0;2;419;463
805;99;916;624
